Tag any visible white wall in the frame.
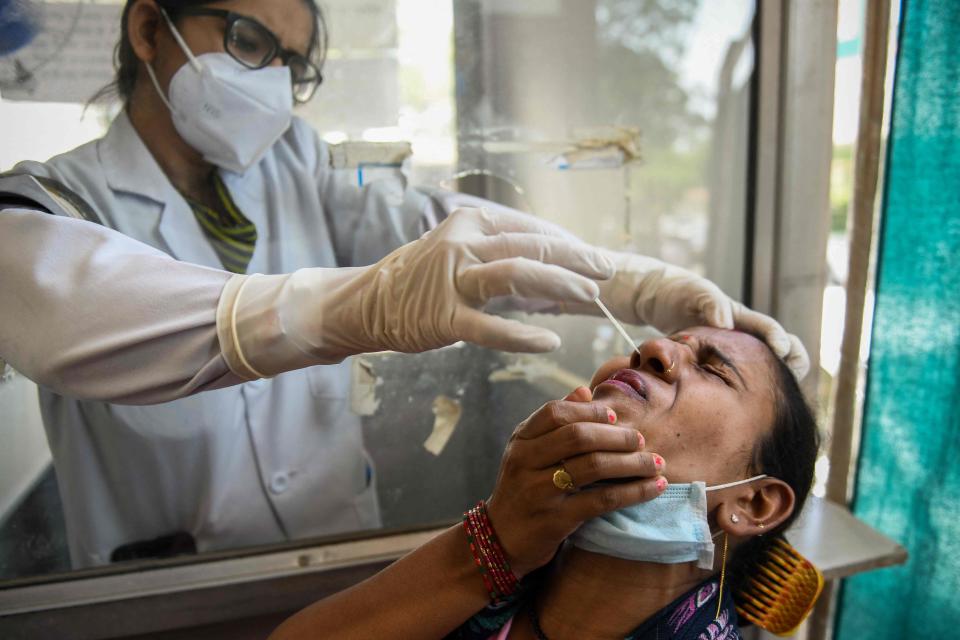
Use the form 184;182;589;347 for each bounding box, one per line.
0;99;109;170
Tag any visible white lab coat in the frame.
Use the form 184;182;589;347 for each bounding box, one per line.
11;112;438;567
0;209;241;403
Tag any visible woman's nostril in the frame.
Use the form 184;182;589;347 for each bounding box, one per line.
649;358;664;374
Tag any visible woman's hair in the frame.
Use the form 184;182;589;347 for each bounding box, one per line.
90;0;328;104
727;349;821;599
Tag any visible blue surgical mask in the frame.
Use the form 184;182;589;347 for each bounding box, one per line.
569;475;767;569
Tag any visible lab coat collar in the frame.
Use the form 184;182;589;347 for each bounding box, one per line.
100;110;175;204
99;111;221;267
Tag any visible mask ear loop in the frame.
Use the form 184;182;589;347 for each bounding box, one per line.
144;63;175;112
158;7;204;72
146;8;205;113
705;474;768;492
716;532;728;620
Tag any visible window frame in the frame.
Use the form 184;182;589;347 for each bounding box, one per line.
0;1;840;636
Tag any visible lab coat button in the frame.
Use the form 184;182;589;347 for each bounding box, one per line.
269;472;289;494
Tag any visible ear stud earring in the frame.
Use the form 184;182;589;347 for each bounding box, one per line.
730;513;740;524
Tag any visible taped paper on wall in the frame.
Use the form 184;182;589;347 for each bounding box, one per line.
423;395;461;456
350;358;382;416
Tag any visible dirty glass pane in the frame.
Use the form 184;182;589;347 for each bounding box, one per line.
307;0;757;536
0;0;753;582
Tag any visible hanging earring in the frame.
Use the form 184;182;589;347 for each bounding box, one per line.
715;532;729;620
730;513;740;524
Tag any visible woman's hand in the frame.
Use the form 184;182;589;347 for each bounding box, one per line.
269;385;666;640
486;386;667;577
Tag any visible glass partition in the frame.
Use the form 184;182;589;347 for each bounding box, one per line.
0;0;754;586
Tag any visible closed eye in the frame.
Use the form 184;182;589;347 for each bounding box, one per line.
697;344;734;384
670;335;745;390
696;359;726;380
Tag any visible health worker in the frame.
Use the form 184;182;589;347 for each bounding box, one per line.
0;0;808;568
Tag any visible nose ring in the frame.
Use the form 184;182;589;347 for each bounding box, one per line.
664;360;676;374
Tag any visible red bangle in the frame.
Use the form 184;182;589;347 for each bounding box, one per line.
462;500;518;603
464;506;513;603
463;521;500;601
473;509;513;593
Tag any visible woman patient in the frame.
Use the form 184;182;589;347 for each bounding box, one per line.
272;326;819;640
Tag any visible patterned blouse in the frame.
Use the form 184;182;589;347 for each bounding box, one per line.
447;575;742;640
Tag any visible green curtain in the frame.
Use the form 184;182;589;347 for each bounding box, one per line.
836;0;960;636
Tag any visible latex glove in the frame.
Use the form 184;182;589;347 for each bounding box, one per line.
216;207;615;378
564;251;811;380
727;300;810;380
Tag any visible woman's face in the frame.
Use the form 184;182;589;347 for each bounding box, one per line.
591;327;779;487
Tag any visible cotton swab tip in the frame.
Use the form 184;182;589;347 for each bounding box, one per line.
594;298;642;356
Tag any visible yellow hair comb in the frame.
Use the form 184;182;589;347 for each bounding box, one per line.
735;536;824;636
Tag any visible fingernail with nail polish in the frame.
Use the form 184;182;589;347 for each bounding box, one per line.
653;455;664;470
656;477;668;492
607;409;617;424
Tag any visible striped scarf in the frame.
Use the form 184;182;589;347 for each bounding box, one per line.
187;174;257;274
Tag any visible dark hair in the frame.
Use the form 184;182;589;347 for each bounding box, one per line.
727;350;821;600
90;0;327;104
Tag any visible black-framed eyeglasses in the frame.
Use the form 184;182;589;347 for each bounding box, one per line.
167;7;323;104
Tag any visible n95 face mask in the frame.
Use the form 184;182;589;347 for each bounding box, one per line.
145;11;293;174
569;475;767;570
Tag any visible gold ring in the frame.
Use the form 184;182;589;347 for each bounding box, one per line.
552;466;575;492
664;360;676;374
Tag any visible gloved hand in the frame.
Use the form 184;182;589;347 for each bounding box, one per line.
562;251;811;380
216;207;615;378
426;190;810;379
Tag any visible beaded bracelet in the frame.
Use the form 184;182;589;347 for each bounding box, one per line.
467;507;512;597
464;501;517;602
462;500;519;603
